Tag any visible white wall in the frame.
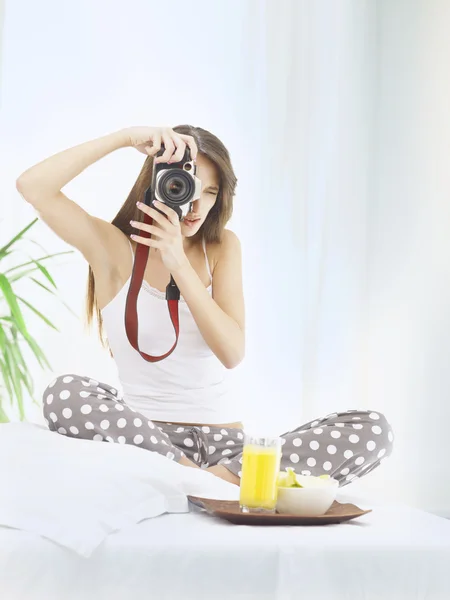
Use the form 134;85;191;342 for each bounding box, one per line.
366;0;450;516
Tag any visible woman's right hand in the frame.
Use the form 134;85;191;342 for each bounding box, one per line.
121;126;198;164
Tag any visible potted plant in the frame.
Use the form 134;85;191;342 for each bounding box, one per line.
0;218;73;422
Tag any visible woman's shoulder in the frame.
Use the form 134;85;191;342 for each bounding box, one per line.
208;229;241;252
206;229;241;252
207;229;242;274
221;228;241;246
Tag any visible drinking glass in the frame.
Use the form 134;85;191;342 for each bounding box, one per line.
239;434;282;514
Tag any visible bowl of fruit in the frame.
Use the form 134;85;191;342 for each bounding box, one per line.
276;469;339;516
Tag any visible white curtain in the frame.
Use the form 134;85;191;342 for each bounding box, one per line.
2;0;450;515
0;1;4;89
367;0;450;517
241;0;374;430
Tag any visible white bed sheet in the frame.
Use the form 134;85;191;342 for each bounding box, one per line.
1;497;450;600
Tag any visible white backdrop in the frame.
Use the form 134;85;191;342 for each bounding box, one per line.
367;0;450;517
1;0;450;515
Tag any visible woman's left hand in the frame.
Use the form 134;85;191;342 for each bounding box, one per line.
131;201;188;273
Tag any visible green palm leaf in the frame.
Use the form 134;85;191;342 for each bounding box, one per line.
0;326;15;402
10;342;34;396
30;278;78;318
25;333;51;370
4;251;73;275
0;403;9;423
17;296;59;331
2;342;24;418
28;259;56;288
0;274;28;336
0;218;75;421
0;218;38;258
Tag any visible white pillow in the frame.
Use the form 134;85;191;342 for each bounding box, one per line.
0;423;238;557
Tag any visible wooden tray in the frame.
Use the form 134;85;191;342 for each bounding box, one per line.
188;496;372;526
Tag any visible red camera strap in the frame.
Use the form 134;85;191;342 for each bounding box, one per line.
124;211;180;362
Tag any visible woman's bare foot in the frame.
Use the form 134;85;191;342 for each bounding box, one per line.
178;456;240;486
179;455;200;469
206;465;240;486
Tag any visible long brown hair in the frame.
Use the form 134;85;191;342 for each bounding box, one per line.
85;124;238;347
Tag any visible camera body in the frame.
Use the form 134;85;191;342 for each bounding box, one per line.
144;146;201;220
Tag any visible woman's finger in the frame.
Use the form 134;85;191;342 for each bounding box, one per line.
136;202;172;230
169;134;187;163
130;220;167;239
130;234;161;249
179;134;198;160
147;132;162;156
152;200;180;226
155;133;175;164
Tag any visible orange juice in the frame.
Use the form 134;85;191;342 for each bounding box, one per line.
239;441;281;512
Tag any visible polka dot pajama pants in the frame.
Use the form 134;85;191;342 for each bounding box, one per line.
43;374;394;487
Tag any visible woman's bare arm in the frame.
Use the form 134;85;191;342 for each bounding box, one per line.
130;199;245;369
15;126;184;266
171;230;245;369
16;131;129;265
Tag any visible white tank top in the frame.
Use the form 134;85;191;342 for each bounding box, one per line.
100;238;240;424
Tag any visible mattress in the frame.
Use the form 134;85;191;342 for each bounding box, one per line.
1;498;449;600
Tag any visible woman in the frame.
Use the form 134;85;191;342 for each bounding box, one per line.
17;125;393;486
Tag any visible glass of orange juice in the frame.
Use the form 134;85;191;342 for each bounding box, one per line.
239;434;282;514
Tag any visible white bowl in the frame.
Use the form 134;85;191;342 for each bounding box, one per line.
276;479;339;517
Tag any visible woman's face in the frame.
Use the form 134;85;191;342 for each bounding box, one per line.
180;153;219;238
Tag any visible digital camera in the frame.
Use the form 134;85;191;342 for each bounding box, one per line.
144;145;201;220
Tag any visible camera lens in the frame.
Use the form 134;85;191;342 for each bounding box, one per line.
166;177;187;198
158;170;194;205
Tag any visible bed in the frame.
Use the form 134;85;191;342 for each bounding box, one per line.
1;497;450;599
1;423;449;599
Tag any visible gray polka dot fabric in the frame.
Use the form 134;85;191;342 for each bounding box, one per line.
43;374;394;487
